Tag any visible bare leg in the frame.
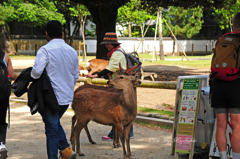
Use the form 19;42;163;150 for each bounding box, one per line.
216;114;228;151
230;114;240;153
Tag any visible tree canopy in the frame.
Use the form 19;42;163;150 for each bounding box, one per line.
212;0;240;31
0;0;65;54
2;0;65;25
71;0;234;59
163;6;203;38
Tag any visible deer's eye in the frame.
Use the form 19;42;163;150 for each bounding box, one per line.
119;76;124;79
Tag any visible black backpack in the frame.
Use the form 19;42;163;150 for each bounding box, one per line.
0;52;11;100
118;49;142;79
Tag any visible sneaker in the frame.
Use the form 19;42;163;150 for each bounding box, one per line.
59;147;77;159
130;135;134;139
102;136;113;141
0;142;7;159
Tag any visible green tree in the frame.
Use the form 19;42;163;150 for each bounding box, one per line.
61;0;234;59
212;0;240;31
70;4;90;61
118;0;154;38
70;0;130;59
163;6;204;38
1;0;65;54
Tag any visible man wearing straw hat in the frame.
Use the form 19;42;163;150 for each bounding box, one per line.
87;32;134;141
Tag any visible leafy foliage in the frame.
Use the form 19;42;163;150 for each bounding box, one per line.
212;0;240;31
117;1;203;38
2;0;65;26
141;0;236;10
117;0;154;37
163;6;204;38
0;3;14;25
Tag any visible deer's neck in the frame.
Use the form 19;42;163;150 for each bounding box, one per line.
121;86;137;111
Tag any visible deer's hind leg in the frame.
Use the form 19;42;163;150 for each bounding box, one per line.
73;118;89;156
84;124;96;144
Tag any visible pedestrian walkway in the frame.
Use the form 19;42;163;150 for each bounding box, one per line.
12;60;34;70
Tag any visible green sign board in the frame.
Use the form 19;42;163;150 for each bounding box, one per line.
175;78;200;154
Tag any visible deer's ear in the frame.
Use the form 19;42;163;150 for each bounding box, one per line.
134;78;141;86
116;70;121;75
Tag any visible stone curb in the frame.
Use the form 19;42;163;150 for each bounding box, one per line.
136;113;174;127
135;115;173;127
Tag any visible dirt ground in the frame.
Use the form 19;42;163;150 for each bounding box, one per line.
138;64;209;110
6;61;210;159
6;101;175;159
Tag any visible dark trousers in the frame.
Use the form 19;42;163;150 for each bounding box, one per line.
0;97;9;144
0;97;9;125
108;124;134;138
40;105;70;159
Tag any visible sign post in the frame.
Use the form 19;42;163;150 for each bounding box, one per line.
173;78;201;159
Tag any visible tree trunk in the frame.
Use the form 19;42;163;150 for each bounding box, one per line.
63;19;71;45
172;39;175;55
0;24;16;55
87;4;119;59
69;21;80;46
128;22;132;37
80;14;87;62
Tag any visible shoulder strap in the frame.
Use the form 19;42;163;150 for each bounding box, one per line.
0;52;5;61
0;52;6;68
116;49;126;54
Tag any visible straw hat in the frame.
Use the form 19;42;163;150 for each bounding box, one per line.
100;32;121;45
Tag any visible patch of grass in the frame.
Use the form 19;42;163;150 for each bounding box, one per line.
162;103;171;107
137;106;174;117
135;120;173;130
11;100;27;104
140;54;212;69
10;54;212;69
144;59;211;69
140;53;213;60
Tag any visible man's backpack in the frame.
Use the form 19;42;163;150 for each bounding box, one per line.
210;32;240;81
118;50;142;79
0;52;11;100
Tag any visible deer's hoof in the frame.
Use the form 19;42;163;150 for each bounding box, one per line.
90;141;96;144
78;153;85;156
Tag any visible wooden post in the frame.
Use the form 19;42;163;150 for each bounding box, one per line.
35;44;37;56
206;45;208;55
177;45;179;56
164;18;189;61
83;42;86;62
159;8;164;60
171;86;180;155
15;44;18;54
78;41;81;58
154;46;157;61
192;44;194;56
